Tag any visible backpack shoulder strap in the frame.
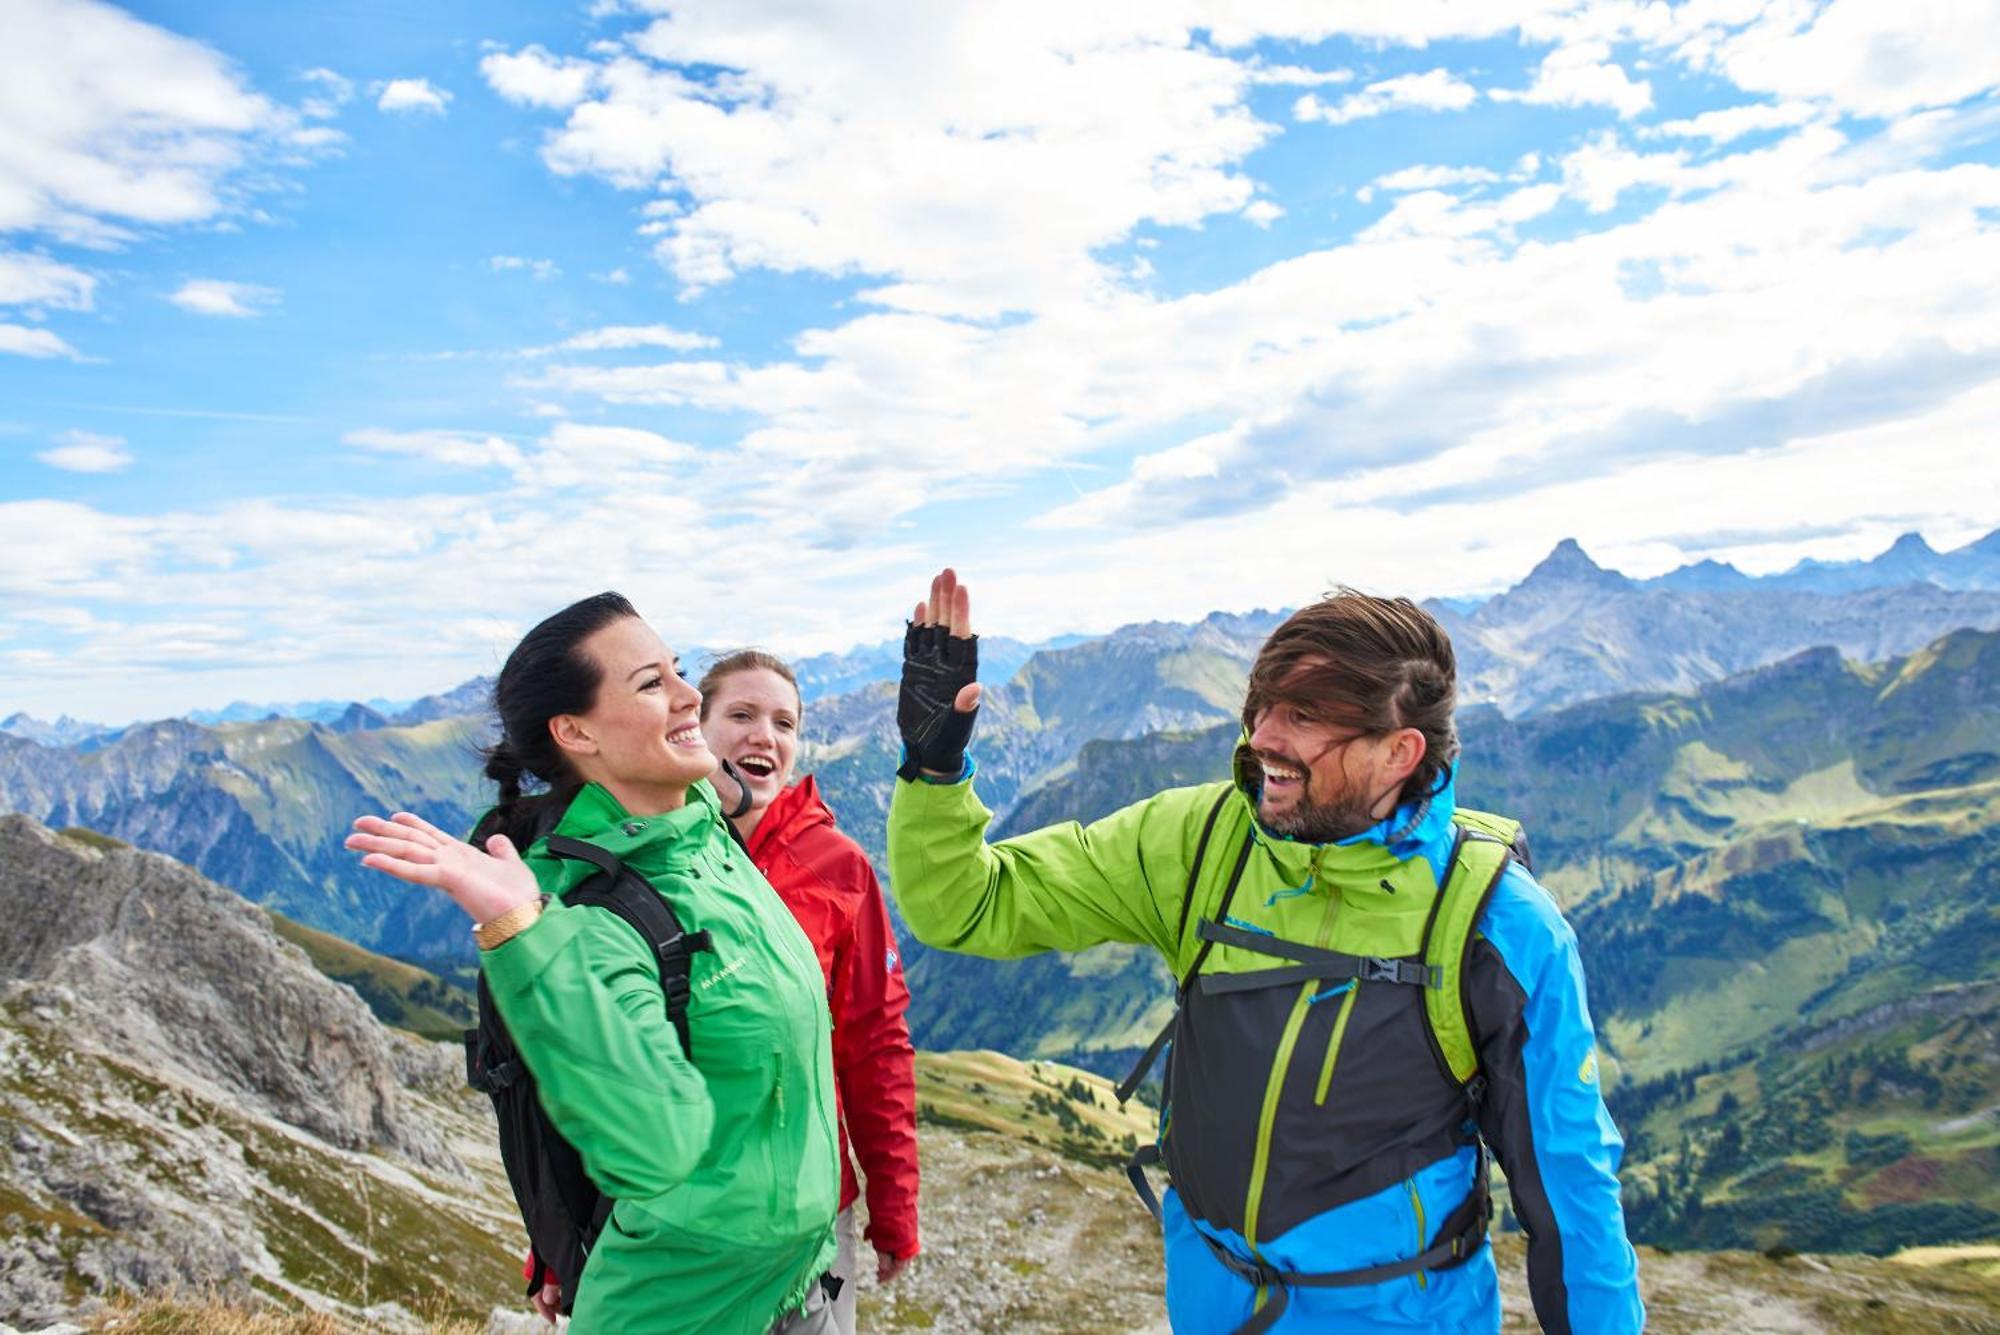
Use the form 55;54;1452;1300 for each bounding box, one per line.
1418;809;1526;1087
1114;786;1247;1108
1172;786;1235;961
544;835;714;1060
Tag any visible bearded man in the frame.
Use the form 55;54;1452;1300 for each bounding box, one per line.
885;570;1643;1335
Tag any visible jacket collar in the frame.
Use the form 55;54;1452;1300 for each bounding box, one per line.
545;779;723;873
746;774;835;862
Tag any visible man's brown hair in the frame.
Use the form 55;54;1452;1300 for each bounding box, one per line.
1241;589;1459;805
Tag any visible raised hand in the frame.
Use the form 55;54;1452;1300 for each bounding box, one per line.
345;811;539;925
898;567;982;780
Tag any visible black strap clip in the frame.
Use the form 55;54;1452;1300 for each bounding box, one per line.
1361;957;1432;987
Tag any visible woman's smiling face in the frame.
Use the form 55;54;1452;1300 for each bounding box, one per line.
699;666;801;815
557;617;715;810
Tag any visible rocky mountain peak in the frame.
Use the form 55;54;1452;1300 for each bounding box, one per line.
1522;538;1634;591
1884;531;1938;558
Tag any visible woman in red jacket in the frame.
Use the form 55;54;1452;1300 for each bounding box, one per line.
698;650;920;1334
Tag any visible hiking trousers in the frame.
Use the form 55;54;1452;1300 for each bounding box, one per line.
768;1276;837;1335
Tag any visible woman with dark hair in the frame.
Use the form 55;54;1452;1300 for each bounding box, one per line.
697;651;921;1335
346;593;839;1334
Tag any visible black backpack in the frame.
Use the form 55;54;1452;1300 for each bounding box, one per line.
462;832;713;1315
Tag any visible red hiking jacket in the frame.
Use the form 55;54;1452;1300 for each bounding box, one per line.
748;776;921;1260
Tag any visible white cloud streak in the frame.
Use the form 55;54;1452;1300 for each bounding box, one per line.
37;429;130;473
167;278;278;318
1295;69;1479;125
0;323;79;358
377;78;451;115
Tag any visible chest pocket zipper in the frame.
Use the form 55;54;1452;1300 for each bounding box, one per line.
1312;981;1362;1105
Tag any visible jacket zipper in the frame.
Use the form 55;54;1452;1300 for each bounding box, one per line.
1406;1179;1429;1291
1312;982;1362;1105
1244;849;1341;1251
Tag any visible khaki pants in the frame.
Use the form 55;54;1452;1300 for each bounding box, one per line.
767;1276;835;1335
828;1206;859;1335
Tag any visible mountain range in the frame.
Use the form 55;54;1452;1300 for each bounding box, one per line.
5;536;1999;969
9;526;1997;746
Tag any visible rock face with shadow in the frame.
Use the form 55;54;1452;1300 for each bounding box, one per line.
0;817;520;1329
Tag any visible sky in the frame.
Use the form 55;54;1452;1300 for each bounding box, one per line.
3;0;1999;723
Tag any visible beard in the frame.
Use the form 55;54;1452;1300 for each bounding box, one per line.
1256;749;1387;843
1261;786;1380;843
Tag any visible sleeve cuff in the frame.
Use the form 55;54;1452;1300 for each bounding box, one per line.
480;899;585;994
897;745;976;784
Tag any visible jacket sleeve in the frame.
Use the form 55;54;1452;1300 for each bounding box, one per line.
827;848;923;1259
885;770;1181;959
1467;864;1644;1335
481;899;717;1205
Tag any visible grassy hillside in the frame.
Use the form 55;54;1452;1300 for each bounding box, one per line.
1612;979;2000;1255
267;912;476;1043
914;1050;1156;1171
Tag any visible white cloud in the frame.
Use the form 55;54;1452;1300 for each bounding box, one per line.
299;67;354;119
377;78;451;115
1649;101;1821;144
38;429;130;473
0;251;94;308
344;428;524;471
487;9;1286;313
0;0;282;241
1686;0;2000;119
481;45;599;108
1241;200;1284;227
528;323;716;354
1247;63;1353;87
0;323;79;358
1370;164;1501;194
168;278;279;318
490;254;560;280
1295;68;1479;125
1491;41;1652;118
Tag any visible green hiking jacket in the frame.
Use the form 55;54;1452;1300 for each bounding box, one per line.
482;781;839;1334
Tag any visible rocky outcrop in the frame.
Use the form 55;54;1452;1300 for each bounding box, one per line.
0;816;436;1161
0;817;520;1328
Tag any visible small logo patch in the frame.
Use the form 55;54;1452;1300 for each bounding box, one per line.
885;949;900;973
700;957;747;991
1578;1049;1600;1086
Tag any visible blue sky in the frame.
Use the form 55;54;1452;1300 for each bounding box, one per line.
3;0;1998;721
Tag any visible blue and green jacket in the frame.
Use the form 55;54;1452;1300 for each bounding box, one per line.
888;759;1643;1333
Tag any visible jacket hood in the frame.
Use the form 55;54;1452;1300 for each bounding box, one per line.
747;773;836;863
1231;739;1460;884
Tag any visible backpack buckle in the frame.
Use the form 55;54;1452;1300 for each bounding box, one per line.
1361;957;1431;986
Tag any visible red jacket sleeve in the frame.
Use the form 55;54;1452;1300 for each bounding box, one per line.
830;853;922;1259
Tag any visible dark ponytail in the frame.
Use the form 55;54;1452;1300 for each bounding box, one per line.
473;591;639;848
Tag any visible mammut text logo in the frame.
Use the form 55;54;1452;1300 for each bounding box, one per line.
701;957;747;990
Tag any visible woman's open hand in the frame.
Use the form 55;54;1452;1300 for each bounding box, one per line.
345;811;538;925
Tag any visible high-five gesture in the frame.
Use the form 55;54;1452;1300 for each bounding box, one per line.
898;568;982;780
345;811;539;925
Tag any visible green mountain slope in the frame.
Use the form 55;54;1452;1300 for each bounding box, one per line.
267;911;476;1042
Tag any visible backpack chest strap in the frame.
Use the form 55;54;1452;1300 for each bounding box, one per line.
1192;918;1437;992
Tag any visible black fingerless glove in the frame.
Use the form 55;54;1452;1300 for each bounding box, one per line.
897;621;979;780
